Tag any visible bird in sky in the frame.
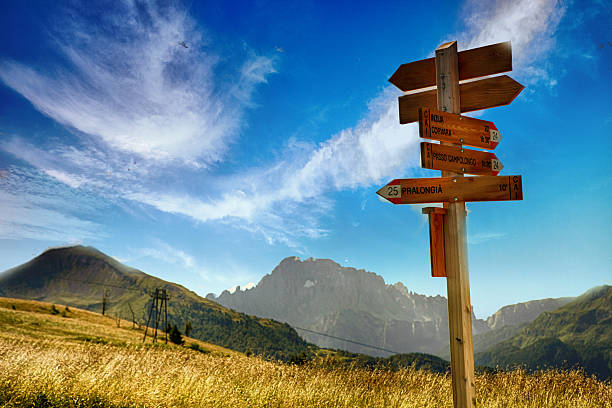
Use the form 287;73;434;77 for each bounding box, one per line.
178;41;188;48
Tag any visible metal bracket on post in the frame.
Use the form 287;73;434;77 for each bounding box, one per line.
422;207;447;277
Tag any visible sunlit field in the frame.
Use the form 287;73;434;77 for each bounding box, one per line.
0;298;609;408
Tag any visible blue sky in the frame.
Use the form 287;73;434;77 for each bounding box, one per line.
0;0;610;318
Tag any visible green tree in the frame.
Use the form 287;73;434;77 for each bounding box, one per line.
288;351;309;365
169;324;184;345
185;321;192;337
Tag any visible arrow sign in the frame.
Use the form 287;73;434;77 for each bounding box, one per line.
377;175;522;204
398;75;524;124
389;41;512;92
421;142;503;175
419;108;501;149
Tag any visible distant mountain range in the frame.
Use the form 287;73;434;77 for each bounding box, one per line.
210;256;455;355
0;246;310;360
475;285;611;380
208;256;574;357
486;297;574;330
440;296;575;360
2;246;608;379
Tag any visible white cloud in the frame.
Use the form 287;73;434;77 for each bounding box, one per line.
459;0;566;86
41;169;85;189
128;0;568;241
135;241;195;270
121;87;420;244
0;2;275;167
0;0;568;249
468;232;507;245
0;166;108;243
0;190;102;242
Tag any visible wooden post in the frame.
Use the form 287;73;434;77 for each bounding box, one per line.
436;41;476;408
422;207;447;277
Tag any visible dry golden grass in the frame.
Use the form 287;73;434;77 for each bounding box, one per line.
0;297;233;356
0;298;610;408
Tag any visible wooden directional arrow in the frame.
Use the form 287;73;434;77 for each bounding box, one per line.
421;142;503;175
419;108;501;149
377;175;522;204
398;75;524;124
389;41;513;92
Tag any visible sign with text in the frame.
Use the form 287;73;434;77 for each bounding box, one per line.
419;108;501;149
420;142;503;175
377;175;522;204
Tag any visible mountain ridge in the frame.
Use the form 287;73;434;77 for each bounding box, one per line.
211;256;487;356
0;245;310;360
211;256;590;359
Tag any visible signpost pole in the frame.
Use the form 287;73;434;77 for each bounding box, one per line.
436;41;476;408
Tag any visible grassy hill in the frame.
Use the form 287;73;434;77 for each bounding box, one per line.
0;296;234;354
0;246;309;360
476;285;612;380
1;297;609;407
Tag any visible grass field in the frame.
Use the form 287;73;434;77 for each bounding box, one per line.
0;297;610;407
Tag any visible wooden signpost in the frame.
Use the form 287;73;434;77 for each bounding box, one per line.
379;40;524;408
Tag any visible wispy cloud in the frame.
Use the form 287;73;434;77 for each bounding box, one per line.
0;167;104;242
0;1;278;244
134;0;568;242
134;241;196;270
459;0;566;87
468;232;507;245
123;87;420;244
126;240;259;295
0;0;569;249
0;1;275;167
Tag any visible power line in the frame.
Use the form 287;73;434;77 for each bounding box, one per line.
292;326;400;355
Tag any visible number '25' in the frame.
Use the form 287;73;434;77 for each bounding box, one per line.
387;186;399;196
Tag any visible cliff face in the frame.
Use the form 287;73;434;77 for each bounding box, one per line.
210;256;489;356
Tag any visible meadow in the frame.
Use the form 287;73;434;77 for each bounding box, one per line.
0;298;609;408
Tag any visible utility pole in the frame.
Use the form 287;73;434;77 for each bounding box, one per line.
143;288;169;344
102;288;110;316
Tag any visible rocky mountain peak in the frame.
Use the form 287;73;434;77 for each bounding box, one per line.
211;256;459;355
